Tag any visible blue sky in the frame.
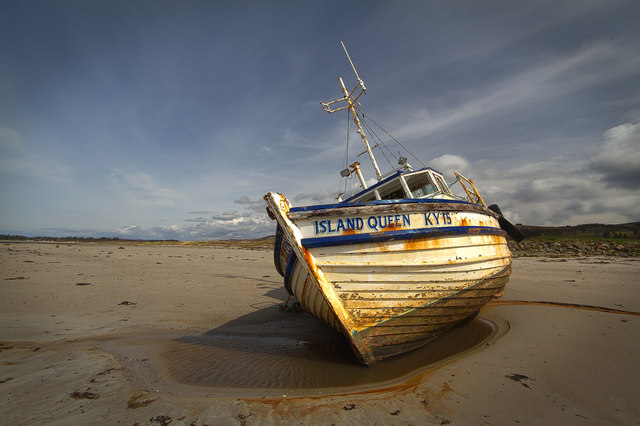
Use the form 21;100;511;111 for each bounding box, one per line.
1;0;639;240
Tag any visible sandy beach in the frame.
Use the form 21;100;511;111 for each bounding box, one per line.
1;242;639;425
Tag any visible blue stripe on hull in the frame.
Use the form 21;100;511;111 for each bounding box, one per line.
283;251;298;295
273;225;284;276
301;225;506;249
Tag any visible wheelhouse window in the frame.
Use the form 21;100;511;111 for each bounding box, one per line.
350;176;407;202
431;173;452;195
347;169;452;202
377;179;407;200
404;170;452;198
404;171;437;197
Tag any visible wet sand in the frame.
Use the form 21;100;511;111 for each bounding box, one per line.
1;242;639;425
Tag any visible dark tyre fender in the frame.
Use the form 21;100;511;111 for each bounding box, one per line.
488;204;525;242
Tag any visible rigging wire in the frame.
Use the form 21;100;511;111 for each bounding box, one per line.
358;112;427;168
333;92;428;198
357;109;399;168
359;113;395;170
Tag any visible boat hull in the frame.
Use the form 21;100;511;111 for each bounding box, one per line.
265;192;512;365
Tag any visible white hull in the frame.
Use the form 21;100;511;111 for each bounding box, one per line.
265;192;511;365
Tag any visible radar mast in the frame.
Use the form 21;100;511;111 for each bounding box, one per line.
321;41;383;182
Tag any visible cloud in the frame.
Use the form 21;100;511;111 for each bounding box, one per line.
182;215;274;239
185;211;238;223
467;120;640;225
234;196;257;205
161;196;276;239
118;225;140;233
394;42;640;141
113;224;182;240
234;195;267;212
429;154;470;181
3;2;639;239
591;121;640;188
293;190;335;205
108;209;275;240
108;167;182;206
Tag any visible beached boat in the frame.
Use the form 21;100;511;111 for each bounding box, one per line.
264;43;523;365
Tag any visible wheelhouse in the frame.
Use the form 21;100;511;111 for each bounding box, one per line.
344;168;454;203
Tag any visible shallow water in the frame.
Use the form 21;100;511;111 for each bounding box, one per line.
164;319;495;389
108;315;506;394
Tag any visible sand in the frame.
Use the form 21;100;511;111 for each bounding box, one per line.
1;242;639;425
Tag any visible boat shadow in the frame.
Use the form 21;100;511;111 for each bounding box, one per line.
165;295;366;389
175;300;358;362
161;278;504;389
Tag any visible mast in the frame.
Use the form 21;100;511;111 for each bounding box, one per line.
321;42;383;182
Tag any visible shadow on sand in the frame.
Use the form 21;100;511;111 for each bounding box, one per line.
161;286;504;390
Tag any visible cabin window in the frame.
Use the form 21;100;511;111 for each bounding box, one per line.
350;176;408;202
432;174;452;195
349;169;452;202
381;188;405;200
404;172;438;198
376;179;407;200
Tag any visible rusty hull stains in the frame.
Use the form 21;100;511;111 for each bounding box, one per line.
265;192;512;365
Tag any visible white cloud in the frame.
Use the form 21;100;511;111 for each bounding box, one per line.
163;197;277;239
186;211;238;223
183;215;273;239
158;214;273;240
592;121;640;187
430;154;470;181
109;212;275;240
114;224;182;240
465;120;640;225
117;225;140;234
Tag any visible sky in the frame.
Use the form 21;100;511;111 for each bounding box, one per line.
1;0;639;240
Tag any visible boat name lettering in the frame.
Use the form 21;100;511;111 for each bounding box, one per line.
313;214;411;234
424;212;452;225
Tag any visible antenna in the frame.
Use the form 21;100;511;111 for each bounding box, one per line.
321;42;382;182
341;41;365;91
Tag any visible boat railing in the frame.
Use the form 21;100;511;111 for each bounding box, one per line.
453;171;487;207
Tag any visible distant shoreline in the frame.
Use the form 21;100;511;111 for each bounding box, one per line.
2;221;639;256
0;236;275;250
3;221;638;243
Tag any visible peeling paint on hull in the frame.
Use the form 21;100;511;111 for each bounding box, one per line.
265;192;512;365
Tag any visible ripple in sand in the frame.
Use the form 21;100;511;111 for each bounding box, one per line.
156;317;503;390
